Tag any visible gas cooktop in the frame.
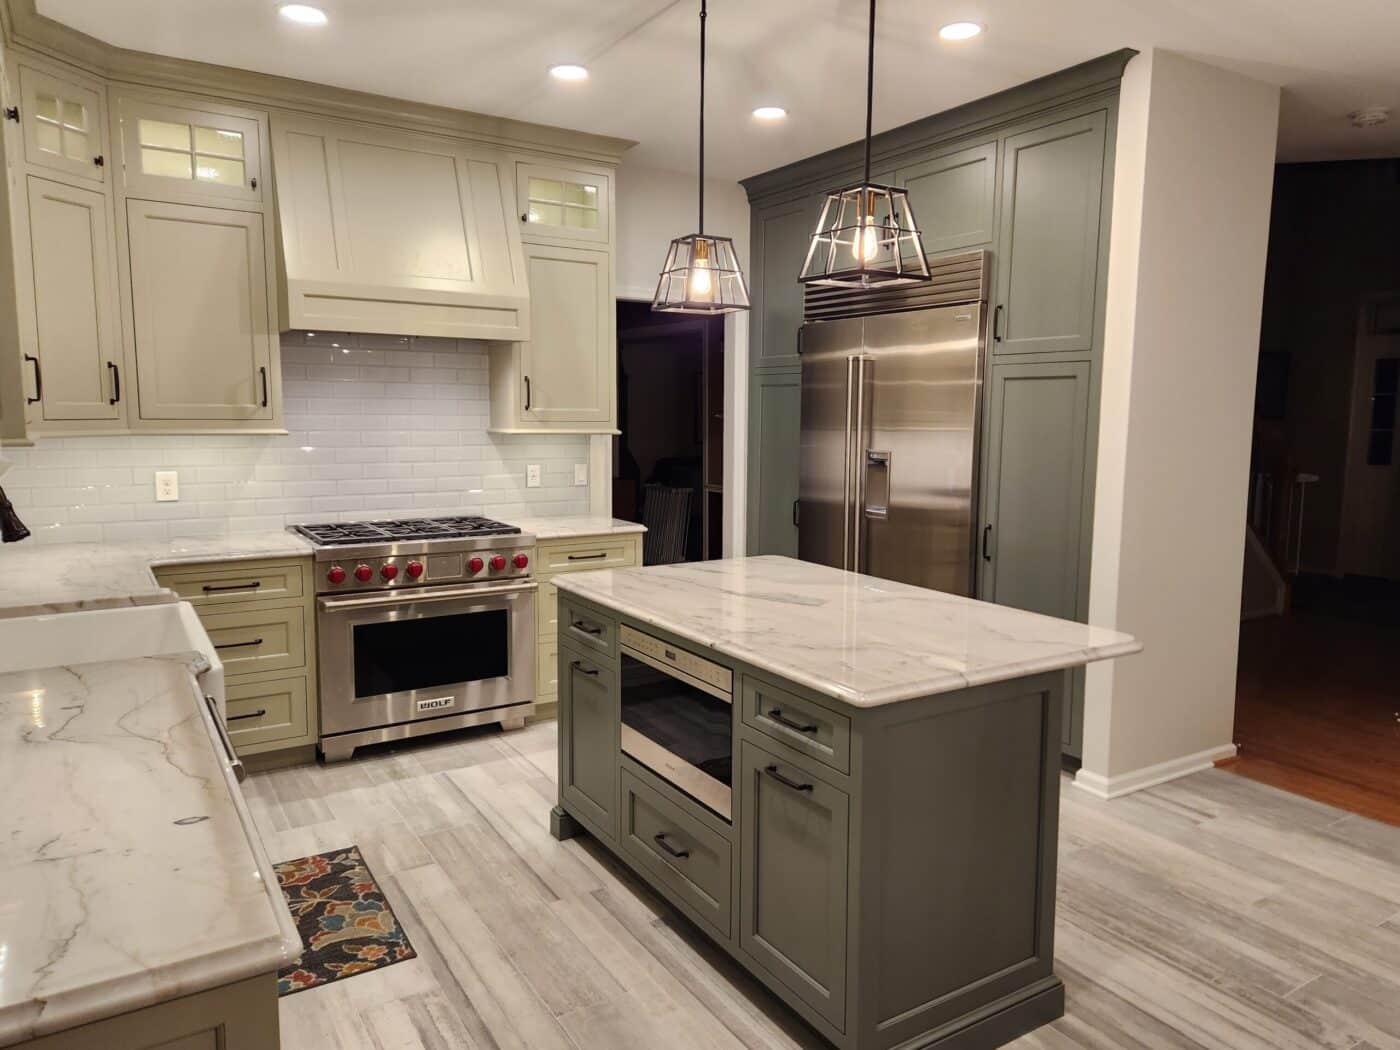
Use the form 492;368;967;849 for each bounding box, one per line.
292;515;521;547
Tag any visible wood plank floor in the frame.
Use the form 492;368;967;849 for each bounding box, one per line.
244;721;1400;1050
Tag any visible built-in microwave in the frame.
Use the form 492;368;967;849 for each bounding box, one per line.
618;624;734;820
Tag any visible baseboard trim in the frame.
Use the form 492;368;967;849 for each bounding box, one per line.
1072;743;1238;799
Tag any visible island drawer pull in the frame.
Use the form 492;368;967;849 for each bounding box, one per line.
214;637;264;650
653;833;690;859
768;708;818;734
228;708;268;722
571;660;600;677
205;695;246;782
202;581;261;593
764;765;814;793
571;619;603;636
567;551;609;561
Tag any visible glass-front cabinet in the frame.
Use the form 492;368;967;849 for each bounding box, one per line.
17;65;106;184
112;94;265;206
516;162;610;245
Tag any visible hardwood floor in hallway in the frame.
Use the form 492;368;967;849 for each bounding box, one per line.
244;721;1400;1050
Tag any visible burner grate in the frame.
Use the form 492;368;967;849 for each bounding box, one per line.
292;515;521;546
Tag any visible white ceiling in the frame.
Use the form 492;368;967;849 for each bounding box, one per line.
35;0;1400;179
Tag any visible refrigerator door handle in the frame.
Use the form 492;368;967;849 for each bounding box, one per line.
852;355;870;573
864;450;891;519
842;355;856;571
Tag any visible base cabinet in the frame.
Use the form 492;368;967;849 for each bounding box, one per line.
558;643;618;839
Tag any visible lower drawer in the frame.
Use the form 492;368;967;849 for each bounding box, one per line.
619;765;732;939
225;675;310;750
203;604;306;677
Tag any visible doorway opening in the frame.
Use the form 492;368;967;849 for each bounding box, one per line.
1233;159;1400;825
613;300;725;565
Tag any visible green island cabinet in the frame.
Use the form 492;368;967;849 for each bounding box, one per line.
552;594;1071;1050
742;50;1134;758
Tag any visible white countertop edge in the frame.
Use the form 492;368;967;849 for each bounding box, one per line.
554;581;1145;708
0;672;302;1048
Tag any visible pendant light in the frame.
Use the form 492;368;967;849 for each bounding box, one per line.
799;0;931;287
652;0;750;314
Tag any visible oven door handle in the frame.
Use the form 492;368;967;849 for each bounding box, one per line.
318;580;536;612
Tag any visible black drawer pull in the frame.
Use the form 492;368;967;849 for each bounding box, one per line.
768;708;818;734
228;708;268;722
653;833;690;859
571;620;603;636
214;637;264;650
24;354;41;404
764;765;814;793
570;660;599;677
202;581;262;593
108;361;121;404
567;552;609;561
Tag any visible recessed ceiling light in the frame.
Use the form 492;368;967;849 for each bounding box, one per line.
549;64;590;82
752;106;787;122
278;4;328;26
938;21;983;41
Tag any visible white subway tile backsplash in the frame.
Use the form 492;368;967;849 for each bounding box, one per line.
3;334;591;544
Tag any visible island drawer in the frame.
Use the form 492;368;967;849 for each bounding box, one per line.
620;765;732;940
202;604;306;676
538;536;638;576
742;675;851;774
225;675;310;748
558;597;616;658
156;559;308;608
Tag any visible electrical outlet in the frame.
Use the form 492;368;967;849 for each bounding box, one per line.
526;464;542;488
154;471;179;502
574;463;588;487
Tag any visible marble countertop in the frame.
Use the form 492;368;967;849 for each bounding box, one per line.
0;654;301;1046
0;532;314;620
511;515;645;540
554;556;1141;707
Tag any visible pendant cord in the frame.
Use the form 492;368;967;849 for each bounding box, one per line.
698;0;706;234
863;0;875;188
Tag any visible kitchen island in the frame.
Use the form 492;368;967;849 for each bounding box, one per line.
550;556;1140;1050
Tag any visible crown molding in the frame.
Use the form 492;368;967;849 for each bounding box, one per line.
0;0;636;166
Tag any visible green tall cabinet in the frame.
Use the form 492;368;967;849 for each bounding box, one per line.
742;50;1132;757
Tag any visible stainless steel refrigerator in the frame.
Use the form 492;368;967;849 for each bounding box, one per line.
797;250;989;595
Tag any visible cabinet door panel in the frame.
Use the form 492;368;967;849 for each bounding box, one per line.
112;94;265;206
994;112;1106;356
738;740;849;1030
981;362;1090;619
747;371;801;556
18;65;105;183
517;162;610;245
897;141;997;255
559;647;618;839
519;244;611;423
128;201;274;420
753;201;812;369
24;177;122;420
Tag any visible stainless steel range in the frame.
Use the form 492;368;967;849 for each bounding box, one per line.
292;516;537;761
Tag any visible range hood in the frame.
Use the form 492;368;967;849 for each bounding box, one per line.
271;113;530;341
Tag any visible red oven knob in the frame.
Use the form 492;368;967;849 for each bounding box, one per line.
354;564;373;582
513;553;529;569
381;563;399;581
468;556;485;574
326;565;347;585
490;555;507;572
406;560;424;579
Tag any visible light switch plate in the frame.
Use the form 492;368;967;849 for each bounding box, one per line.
574;463;588;487
526;464;542;488
154;471;179;502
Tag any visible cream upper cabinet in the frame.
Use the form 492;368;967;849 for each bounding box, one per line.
20;176;124;422
271;114;529;340
16;64;106;184
126;200;276;422
111;93;266;207
516;162;611;246
490;243;613;429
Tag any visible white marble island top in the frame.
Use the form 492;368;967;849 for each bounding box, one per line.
0;655;301;1046
554;556;1142;707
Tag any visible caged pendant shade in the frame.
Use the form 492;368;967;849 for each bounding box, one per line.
652;0;750;314
799;0;931;288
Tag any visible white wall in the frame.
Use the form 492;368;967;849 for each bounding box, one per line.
614;161;751;555
1078;50;1280;797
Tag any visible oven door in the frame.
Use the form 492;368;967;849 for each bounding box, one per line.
317;580;536;736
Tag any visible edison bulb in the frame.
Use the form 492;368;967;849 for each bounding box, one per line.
854;217;880;262
689;261;714;298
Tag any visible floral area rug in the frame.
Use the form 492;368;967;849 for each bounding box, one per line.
274;845;417;996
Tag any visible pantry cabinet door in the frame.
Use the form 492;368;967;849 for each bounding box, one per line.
17;64;106;184
22;176;124;421
127;201;275;421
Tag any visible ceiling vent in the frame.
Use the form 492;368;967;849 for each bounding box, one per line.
1349;106;1391;128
